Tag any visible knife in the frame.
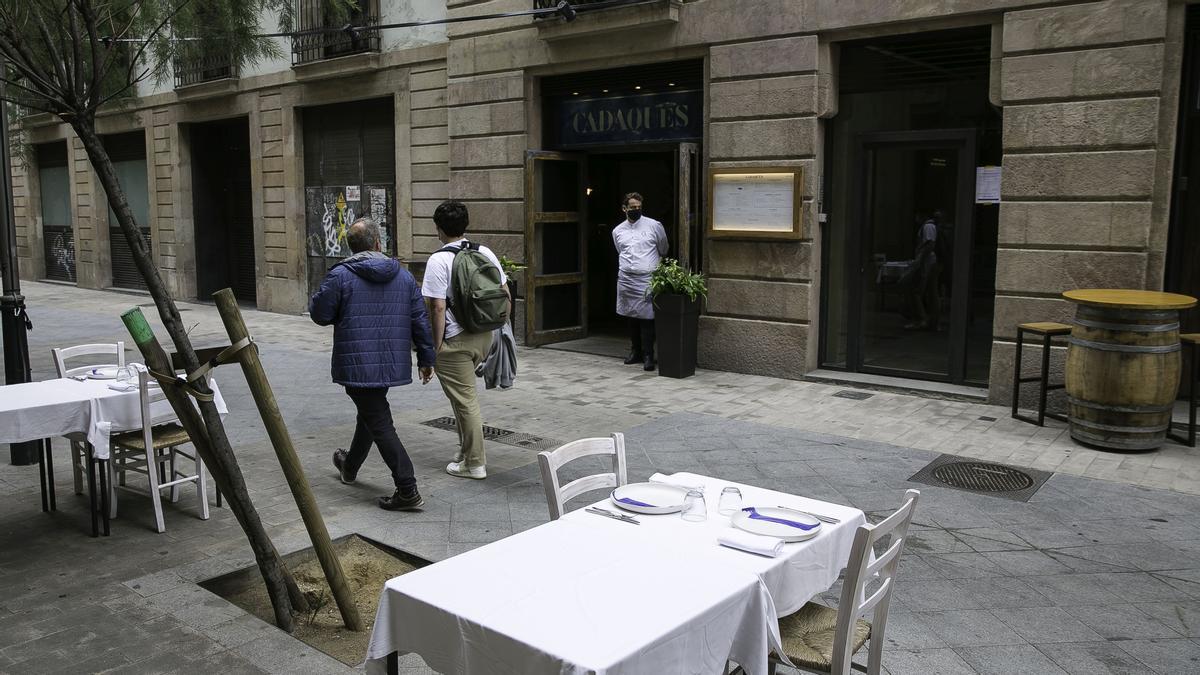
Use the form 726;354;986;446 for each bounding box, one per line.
775;505;841;524
585;507;639;524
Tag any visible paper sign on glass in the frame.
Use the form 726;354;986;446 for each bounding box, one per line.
975;167;1001;204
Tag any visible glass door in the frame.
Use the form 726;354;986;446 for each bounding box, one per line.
850;130;976;382
525;151;587;346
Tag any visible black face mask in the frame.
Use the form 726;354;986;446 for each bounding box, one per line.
626;208;642;222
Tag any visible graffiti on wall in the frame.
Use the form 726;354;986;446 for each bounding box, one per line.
45;226;75;282
305;185;394;259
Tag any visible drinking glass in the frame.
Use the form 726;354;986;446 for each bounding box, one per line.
718;487;742;516
681;489;707;522
115;365;134;388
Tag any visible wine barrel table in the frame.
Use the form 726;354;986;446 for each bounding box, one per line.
1062;289;1198;451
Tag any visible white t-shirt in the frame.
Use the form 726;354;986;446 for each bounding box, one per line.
422;239;508;340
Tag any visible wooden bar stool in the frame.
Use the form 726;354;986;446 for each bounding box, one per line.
1012;322;1072;426
1171;334;1199;447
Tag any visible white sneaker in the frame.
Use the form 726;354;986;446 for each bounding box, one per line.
446;461;487;480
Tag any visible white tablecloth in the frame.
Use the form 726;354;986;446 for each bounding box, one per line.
367;472;867;675
0;376;227;459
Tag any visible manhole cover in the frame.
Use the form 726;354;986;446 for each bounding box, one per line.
833;390;874;400
908;454;1051;502
420;417;559;450
932;461;1034;492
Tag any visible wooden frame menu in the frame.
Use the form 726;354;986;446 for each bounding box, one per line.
707;167;804;240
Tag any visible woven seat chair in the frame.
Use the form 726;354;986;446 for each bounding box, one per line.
537;433;627;520
51;342;126;496
733;489;919;675
108;367;210;533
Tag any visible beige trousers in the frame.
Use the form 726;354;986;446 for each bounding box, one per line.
436;330;494;468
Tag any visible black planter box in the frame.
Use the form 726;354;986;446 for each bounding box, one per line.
654;293;701;379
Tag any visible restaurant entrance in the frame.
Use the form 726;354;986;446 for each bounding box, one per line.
523;145;699;349
527;60;703;350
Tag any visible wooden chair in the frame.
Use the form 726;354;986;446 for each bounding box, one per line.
1171;334;1199;448
51;342;126;496
1011;322;1071;426
537;433;628;520
108;367;210;533
749;489;920;675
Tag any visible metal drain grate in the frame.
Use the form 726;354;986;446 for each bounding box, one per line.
908;454;1051;502
833;390;875;400
420;417;561;451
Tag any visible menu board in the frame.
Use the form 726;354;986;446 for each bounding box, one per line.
709;169;802;239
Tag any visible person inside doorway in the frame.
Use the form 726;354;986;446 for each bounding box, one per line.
612;192;668;370
906;211;941;331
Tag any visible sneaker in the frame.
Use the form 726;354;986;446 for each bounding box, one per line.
623;351;644;365
378;488;424;511
446;461;487;480
332;449;356;485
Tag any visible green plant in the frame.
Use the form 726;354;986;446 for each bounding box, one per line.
648;259;707;301
498;254;527;277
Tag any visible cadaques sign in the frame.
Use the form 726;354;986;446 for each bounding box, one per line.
556;90;702;147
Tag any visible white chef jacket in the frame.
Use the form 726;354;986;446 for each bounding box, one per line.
612;216;668;273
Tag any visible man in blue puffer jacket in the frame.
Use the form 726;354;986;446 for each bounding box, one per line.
309;217;436;511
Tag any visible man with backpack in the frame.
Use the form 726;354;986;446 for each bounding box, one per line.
422;200;510;480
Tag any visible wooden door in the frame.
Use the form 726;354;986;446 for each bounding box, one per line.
525;151;587;346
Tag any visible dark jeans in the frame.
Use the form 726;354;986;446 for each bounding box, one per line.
630;318;656;358
344;387;416;491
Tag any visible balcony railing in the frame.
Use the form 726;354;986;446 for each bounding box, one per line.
292;0;381;66
534;0;653;13
173;51;237;88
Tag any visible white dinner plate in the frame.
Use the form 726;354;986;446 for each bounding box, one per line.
86;366;120;380
731;506;822;542
610;482;690;515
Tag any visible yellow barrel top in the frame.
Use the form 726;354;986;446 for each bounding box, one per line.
1062;289;1198;310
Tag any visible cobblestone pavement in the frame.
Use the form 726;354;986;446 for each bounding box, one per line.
0;281;1198;674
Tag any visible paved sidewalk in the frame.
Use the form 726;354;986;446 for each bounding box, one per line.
0;281;1197;674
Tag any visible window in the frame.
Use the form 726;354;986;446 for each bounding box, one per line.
292;0;381;65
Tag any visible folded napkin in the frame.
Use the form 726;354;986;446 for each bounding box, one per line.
648;473;705;492
718;529;785;558
107;382;137;392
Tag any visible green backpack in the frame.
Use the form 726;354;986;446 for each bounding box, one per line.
437;241;509;333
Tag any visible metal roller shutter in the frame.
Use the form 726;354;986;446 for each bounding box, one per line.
103;132;150;291
36;142;74;282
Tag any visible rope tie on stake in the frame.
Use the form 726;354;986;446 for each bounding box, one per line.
145;336;255;403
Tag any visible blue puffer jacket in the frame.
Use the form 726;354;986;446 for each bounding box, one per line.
308;251;436;388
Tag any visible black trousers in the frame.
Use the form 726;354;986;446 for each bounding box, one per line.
629;318;656;358
344;387;417;491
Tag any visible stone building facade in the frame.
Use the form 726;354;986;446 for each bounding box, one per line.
11;0;1198;404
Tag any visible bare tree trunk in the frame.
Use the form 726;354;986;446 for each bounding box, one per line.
72;116;307;630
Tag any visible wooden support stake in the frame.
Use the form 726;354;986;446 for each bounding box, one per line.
212;290;364;632
120;307;298;632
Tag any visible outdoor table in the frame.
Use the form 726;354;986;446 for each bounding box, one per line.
1062;289;1197;450
366;472;866;675
0;375;227;535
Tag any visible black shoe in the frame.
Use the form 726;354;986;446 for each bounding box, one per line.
332;449;356;485
624;351;644;365
643;355;655;371
379;488;424;511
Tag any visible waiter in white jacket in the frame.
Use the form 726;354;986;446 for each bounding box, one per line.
612;192;668;371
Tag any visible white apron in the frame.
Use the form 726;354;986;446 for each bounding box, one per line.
616;269;654;319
